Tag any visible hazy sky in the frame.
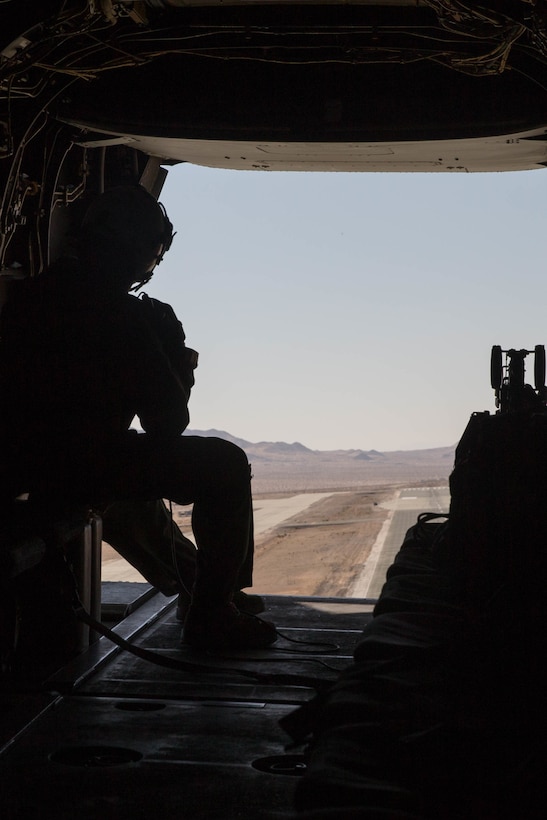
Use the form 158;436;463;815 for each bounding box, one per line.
143;162;547;452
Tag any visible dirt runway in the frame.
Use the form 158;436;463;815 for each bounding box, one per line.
102;486;399;596
251;487;396;596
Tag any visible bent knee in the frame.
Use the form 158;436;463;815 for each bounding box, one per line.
205;437;250;476
181;435;251;491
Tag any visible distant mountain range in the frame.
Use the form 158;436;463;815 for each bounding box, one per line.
184;429;455;493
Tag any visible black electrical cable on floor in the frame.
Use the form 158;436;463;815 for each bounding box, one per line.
66;561;337;691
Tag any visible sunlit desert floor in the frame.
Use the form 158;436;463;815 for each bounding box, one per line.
101;485;399;597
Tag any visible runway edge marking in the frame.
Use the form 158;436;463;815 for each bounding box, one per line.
347;491;399;599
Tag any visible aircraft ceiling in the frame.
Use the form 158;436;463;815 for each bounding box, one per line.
3;1;547;173
3;1;547;275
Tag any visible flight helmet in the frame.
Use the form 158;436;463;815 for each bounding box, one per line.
79;185;174;290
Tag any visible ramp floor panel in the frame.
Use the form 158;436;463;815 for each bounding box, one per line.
1;696;300;820
0;594;374;820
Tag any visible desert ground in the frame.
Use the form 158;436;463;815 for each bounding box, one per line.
102;483;407;597
251;486;396;596
101;438;454;596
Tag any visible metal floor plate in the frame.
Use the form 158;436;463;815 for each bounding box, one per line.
0;593;374;820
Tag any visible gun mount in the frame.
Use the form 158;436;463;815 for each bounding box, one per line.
490;344;547;414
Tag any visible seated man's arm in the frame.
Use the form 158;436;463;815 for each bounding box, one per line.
132;296;198;438
139;295;198;396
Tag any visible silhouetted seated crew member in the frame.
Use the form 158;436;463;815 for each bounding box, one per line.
0;185;276;650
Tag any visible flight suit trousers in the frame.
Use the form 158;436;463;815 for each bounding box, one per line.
102;496;254;601
99;435;255;608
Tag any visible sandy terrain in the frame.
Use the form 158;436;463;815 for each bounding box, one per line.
101;435;454;593
251;486;397;596
102;484;400;596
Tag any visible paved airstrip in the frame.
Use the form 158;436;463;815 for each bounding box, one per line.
102;487;451;592
348;485;451;599
252;492;335;535
102;492;335;582
190;487;451;598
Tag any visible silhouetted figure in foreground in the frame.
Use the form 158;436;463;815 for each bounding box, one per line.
0;185;276;650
